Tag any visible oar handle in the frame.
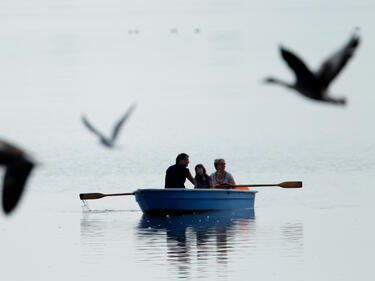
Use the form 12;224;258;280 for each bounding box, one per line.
79;192;135;200
235;184;277;187
105;193;134;197
234;181;302;188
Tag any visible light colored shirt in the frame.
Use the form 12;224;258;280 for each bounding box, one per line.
210;172;234;185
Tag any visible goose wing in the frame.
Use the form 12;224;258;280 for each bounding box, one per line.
0;140;23;156
280;47;317;87
317;32;360;89
1;140;34;214
2;157;34;214
111;103;137;142
81;115;107;140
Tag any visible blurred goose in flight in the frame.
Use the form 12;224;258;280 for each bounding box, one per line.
81;103;136;148
264;31;360;105
0;140;35;215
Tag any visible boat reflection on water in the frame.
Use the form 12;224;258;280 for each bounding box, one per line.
136;209;255;279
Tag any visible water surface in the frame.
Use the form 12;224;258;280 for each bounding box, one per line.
1;1;375;280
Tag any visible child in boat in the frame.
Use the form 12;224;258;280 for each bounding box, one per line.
210;158;236;188
194;164;213;189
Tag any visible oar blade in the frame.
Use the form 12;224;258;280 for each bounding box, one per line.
79;193;105;200
279;181;303;188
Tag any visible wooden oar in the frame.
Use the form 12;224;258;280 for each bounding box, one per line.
234;181;302;189
79;192;135;200
79;181;302;200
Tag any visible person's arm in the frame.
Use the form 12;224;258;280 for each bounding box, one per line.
228;178;236;185
210;173;218;188
228;173;236;186
187;171;197;188
209;178;214;189
164;168;170;188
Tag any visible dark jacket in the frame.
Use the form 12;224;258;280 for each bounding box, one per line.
165;164;189;188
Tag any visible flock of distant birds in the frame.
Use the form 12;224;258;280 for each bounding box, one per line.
0;30;361;215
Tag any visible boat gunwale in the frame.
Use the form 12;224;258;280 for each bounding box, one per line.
135;188;258;194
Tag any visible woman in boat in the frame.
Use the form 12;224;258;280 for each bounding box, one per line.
210;159;236;188
194;164;213;189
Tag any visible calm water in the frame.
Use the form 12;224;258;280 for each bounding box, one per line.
1;1;375;280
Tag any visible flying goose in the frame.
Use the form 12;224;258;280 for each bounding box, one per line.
81;103;136;148
264;31;360;105
0;140;35;215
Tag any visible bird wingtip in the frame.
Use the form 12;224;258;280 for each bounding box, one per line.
279;45;291;55
263;77;275;84
130;102;138;110
352;27;361;40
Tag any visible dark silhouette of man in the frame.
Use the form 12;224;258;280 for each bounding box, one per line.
165;153;196;188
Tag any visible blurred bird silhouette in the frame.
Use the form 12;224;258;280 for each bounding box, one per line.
81;103;136;148
0;140;35;215
264;30;360;105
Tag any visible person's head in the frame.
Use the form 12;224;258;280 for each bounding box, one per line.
176;153;189;167
195;164;207;177
214;158;226;172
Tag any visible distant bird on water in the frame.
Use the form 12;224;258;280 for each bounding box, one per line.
0;140;35;215
264;30;360;105
81;103;137;148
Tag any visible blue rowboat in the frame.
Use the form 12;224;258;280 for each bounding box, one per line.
134;188;257;215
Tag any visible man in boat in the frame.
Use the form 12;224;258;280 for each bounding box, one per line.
165;153;197;188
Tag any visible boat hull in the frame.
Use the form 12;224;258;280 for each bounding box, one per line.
134;188;257;215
